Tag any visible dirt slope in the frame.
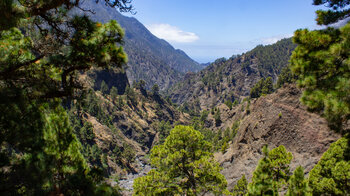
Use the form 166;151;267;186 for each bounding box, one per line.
213;84;340;189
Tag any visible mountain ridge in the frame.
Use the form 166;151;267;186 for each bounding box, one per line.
168;38;296;109
77;1;202;90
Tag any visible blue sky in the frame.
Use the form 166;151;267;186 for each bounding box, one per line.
124;0;323;63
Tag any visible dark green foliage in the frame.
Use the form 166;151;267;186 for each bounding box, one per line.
155;103;164;117
242;38;297;76
248;145;293;195
286;166;312;196
151;84;160;97
0;0;132;31
313;0;350;25
290;24;350;131
233;175;248;196
134;80;146;90
276;66;297;89
81;90;114;128
69;91;137;173
308;136;350;195
0;102;114;195
134;79;147;95
133;126;228;195
0;0;132;194
69;112;105;168
200;128;217;145
80;122;95;144
180;101;200;117
248;146;275;195
214;108;222;126
250;77;274;98
268;145;293;186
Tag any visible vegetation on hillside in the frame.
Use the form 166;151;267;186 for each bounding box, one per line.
79;0;202;90
169;38;296;110
242;38;297;77
1;0;350;195
250;77;274;98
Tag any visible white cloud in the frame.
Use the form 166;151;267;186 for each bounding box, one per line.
146;24;199;43
260;34;293;45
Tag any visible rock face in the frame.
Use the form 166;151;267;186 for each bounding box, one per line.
169;39;296;109
213;84;340;190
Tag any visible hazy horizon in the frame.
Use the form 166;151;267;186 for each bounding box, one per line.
122;0;324;63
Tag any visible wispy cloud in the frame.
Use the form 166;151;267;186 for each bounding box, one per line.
260;34;293;45
146;24;199;43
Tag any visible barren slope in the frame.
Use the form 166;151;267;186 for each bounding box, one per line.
213;84;340;189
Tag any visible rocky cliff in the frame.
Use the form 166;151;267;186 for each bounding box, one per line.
212;84;340;190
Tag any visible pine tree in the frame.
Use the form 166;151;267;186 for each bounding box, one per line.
291;24;350;131
290;0;350;132
152;84;160;97
250;77;274;98
247;146;275;196
233;175;248;196
214;109;222;126
261;77;273;95
308;136;350;195
290;2;350;193
133;125;228;196
248;145;293;195
268;145;292;189
286;166;311;196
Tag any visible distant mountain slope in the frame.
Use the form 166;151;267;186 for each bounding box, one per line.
168;38;297;109
77;1;201;90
